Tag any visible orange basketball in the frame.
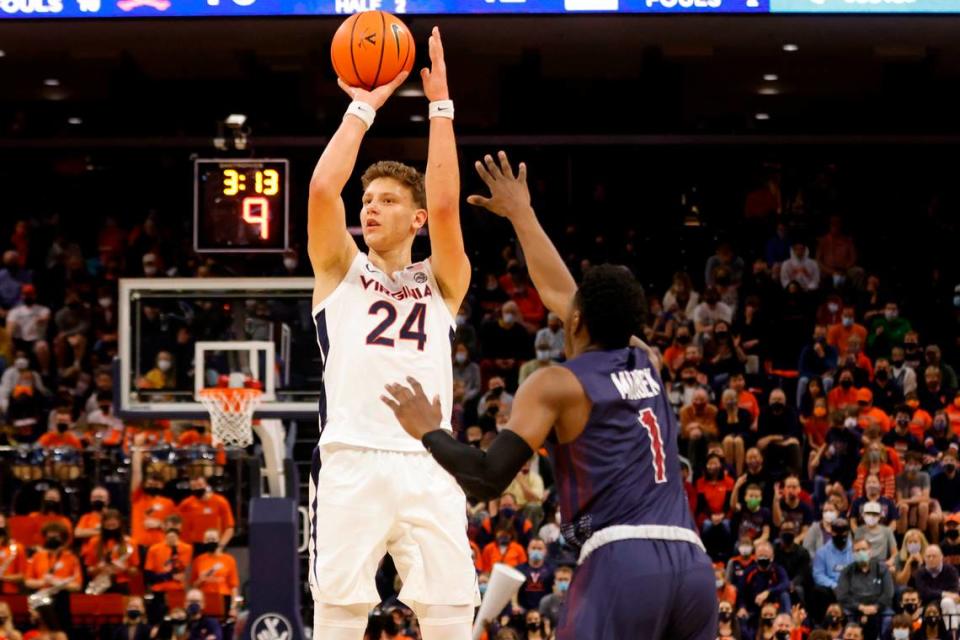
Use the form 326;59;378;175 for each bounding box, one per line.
331;10;415;91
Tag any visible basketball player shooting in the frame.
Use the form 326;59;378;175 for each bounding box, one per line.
382;153;717;639
306;27;477;640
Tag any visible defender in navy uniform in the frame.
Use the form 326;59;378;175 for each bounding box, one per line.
382;153;716;639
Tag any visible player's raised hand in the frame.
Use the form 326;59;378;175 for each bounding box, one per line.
467;151;532;220
381;377;443;440
337;70;410;111
421;26;449;102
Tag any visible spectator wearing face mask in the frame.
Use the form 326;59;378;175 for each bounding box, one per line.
130;435;177;560
812;518;853;615
730;372;761;426
916;602;949;640
480;522;527;574
6;284;50;351
663;326;694;375
888;346;918;397
896;589;923;632
726;537;757;593
452;341;481;408
177;477;234;552
871;358;905;415
679;387;718;471
75;485;110;541
537;565;571;630
744;601;776;640
182;588;223;640
144;515;193;623
737;541;790;625
940;515;960;568
829;369;860;413
756;389;803;477
28;488;73;548
138;351;175;390
716;599;742;640
886;613;913;640
850;474;899;528
476;493;533;549
80;508;139;595
454;303;478;357
775;520;812;609
842;336;874;387
37;408;83;450
25;521;82;634
534;312;564;362
925;344;959;392
828;306;868;361
922;411;958;458
514;537;554;612
518;337;556;386
732;484;773;547
804;501;841;559
893;531;928;587
109;596;150;640
696;453;736;556
521;609;546;640
868;302;912;355
895;452;942;542
819;603;846;639
853;444;896;501
883;406;924;462
852;502;897;567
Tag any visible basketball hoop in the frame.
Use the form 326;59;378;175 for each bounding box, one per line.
198;387;263;448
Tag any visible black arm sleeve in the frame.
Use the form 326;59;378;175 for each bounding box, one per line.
421;429;534;501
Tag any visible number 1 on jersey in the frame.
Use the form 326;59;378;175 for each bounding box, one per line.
638;408;667;484
366;302;427;351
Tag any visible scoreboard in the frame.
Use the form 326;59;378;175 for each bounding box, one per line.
3;0;959;18
194;159;289;254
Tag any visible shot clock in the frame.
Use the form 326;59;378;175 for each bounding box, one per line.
194;159;290;253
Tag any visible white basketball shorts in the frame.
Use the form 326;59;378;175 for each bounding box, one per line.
307;445;480;609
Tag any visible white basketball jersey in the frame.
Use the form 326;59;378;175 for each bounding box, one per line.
312;252;455;452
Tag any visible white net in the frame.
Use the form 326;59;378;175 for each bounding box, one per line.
198;387;263;448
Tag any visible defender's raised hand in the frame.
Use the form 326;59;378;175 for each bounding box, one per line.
421;26;450;102
467;150;532;220
337;70;410;111
381;377;443;441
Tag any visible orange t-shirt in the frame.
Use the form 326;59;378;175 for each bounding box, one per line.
80;535;139;585
75;511;102;537
37;432;83;449
828;387;860;412
144;541;192;592
177;494;235;544
717;584;737;606
859;407;891;433
130;488;177;548
803;416;830;448
910;408;933;440
191;551;239;596
0;540;27;594
26;549;82;590
663;345;686;373
827;323;868;358
480;541;527;574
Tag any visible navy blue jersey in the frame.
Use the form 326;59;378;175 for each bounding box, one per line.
554;347;697;548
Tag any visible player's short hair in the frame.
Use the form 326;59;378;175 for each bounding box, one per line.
574;264;647;350
361;161;426;209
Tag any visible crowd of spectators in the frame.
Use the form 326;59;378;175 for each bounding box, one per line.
0;154;959;640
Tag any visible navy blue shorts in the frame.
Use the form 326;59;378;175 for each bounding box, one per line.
556;539;717;640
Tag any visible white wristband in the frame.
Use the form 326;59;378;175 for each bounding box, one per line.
429;100;454;120
344;101;376;130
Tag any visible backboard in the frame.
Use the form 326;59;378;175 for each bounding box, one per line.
116;277;319;420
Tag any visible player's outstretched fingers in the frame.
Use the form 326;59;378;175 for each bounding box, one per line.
517;162;527;183
405;376;426;398
497;150;514;178
484;154;502;178
380;395;400;413
474;160;495;188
